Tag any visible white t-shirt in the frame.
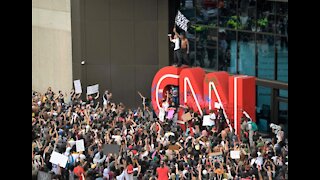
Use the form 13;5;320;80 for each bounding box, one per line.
112;135;122;145
103;168;110;179
159;108;165;122
210;113;216;121
116;169;134;180
162;102;169;112
171;38;180;51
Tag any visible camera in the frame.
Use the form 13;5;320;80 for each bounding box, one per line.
270;123;281;134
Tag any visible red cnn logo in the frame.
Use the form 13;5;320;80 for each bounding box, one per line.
151;66;256;135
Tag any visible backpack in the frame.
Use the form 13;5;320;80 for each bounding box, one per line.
248;121;258;131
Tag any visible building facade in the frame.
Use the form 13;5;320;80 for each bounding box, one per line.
169;0;288;133
70;0;288;134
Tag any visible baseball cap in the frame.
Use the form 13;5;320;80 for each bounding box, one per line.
202;169;208;175
127;164;134;174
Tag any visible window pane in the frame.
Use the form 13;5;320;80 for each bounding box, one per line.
205;28;218;69
224;30;237;73
238;0;256;31
278;101;288;135
275;1;288;35
180;1;196;66
276;36;288;82
195;0;218;26
279;90;287;98
238;32;255;76
194;29;207;68
257;34;274;80
219;0;238;28
257;0;275;33
257;86;271;132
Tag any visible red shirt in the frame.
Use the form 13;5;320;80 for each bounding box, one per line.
74;165;85;180
156;166;169;180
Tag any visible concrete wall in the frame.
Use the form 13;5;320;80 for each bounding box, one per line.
32;0;73;95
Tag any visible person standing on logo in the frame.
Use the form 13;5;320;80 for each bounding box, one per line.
179;31;190;66
169;27;182;67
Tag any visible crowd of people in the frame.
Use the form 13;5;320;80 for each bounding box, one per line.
32;87;288;180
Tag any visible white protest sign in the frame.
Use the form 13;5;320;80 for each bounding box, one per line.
49;151;68;168
230;150;240;159
202;115;215;126
214;102;220;109
76;139;85;152
68;139;76;147
175;10;189;32
87;84;99;95
73;80;82;94
159;108;165;122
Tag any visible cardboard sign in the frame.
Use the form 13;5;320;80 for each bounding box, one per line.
49;151;68;168
167;109;175;120
209;151;224;163
168;144;180;151
202;115;215;126
103;144;120;155
37;171;52;180
182;112;192;122
87;84;99;95
230;150;240;159
76;139;85;152
73;80;82;94
214;102;221;109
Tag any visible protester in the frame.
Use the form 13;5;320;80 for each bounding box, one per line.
32;87;288;180
169;27;182;67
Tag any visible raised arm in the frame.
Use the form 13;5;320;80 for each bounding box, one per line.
94;92;100;99
166;91;169;102
197;163;202;180
137;91;144;99
173;27;181;38
263;160;268;172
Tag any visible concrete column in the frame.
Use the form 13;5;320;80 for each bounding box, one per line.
32;0;73;96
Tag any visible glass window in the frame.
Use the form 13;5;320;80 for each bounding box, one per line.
238;32;255;76
193;28;207;67
205;28;218;69
276;36;288;82
275;1;288;35
256;86;271;132
279;90;288;98
195;0;218;26
257;0;275;33
180;0;196;67
278;101;288;135
238;0;256;31
224;30;237;73
220;0;238;28
257;34;275;80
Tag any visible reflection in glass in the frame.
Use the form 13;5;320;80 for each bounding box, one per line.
278;101;288;135
180;0;196;67
257;86;271;132
225;30;237;73
195;0;218;26
257;34;274;80
206;28;218;69
195;30;206;67
238;0;256;31
276;36;288;82
239;32;255;75
219;0;238;28
279;90;287;98
257;0;275;33
275;1;288;35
